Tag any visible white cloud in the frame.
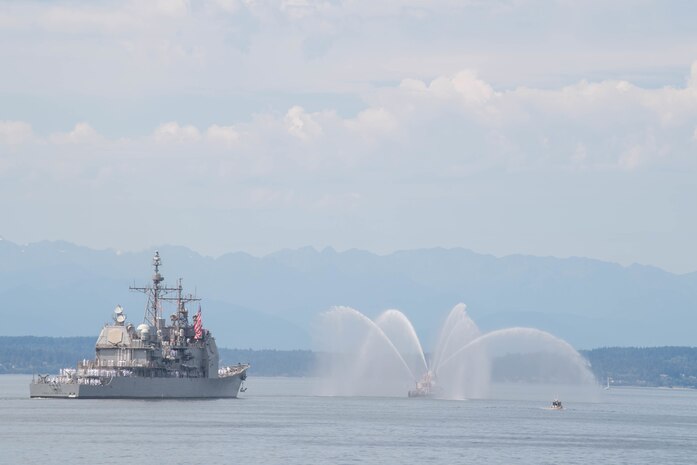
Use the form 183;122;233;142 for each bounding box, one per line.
373;66;697;170
50;122;101;144
2;0;697;273
5;0;695;101
153;122;201;143
206;124;240;146
397;71;497;109
5;64;697;177
345;108;398;135
284;106;323;140
0;121;33;145
435;70;496;104
399;78;429;93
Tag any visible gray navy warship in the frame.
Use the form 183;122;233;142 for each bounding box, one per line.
30;251;249;399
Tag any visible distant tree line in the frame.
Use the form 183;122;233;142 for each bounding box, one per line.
580;347;697;388
0;336;94;374
3;337;697;388
218;348;316;377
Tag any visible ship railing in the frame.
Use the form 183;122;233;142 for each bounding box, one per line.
77;367;134;377
76;370;132;385
218;363;250;378
95;340;151;349
78;359;155;369
34;367;138;385
35;368;78;385
37;362;211;385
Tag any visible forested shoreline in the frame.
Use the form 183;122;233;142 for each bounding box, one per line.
2;337;697;388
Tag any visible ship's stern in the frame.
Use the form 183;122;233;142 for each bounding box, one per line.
29;381;80;398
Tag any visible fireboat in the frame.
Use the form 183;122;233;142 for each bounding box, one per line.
408;371;436;398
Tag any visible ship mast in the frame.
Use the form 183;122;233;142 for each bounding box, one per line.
160;277;200;325
129;250;201;327
130;251;180;327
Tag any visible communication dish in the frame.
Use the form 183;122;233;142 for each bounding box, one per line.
114;306;123;315
116;314;126;323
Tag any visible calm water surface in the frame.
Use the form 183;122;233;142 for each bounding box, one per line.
3;375;697;464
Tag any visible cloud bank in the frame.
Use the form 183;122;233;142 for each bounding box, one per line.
1;0;696;273
3;65;696;178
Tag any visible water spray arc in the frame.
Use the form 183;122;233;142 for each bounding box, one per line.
318;304;596;399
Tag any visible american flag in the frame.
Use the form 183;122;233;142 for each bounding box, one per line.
194;306;203;340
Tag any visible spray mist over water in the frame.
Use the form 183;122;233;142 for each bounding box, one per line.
316;304;598;400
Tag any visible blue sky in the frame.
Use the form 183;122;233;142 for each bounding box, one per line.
1;0;696;273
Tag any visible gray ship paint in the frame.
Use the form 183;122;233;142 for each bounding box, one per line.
30;251;249;399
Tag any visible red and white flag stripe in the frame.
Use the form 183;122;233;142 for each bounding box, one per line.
194;306;203;340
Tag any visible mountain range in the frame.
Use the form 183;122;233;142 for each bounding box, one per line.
1;238;695;349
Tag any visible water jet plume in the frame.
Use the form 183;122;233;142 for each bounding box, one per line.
436;327;596;399
315;306;416;396
375;309;428;378
431;303;481;374
315;305;598;400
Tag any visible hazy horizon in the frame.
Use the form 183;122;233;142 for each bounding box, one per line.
1;235;694;276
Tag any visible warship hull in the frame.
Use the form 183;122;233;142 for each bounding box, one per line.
30;373;245;399
30;251;250;400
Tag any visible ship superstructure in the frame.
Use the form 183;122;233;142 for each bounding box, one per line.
30;251;249;399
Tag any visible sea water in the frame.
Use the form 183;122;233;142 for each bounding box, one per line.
2;375;697;464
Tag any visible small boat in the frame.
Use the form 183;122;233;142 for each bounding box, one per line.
550;399;563;410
